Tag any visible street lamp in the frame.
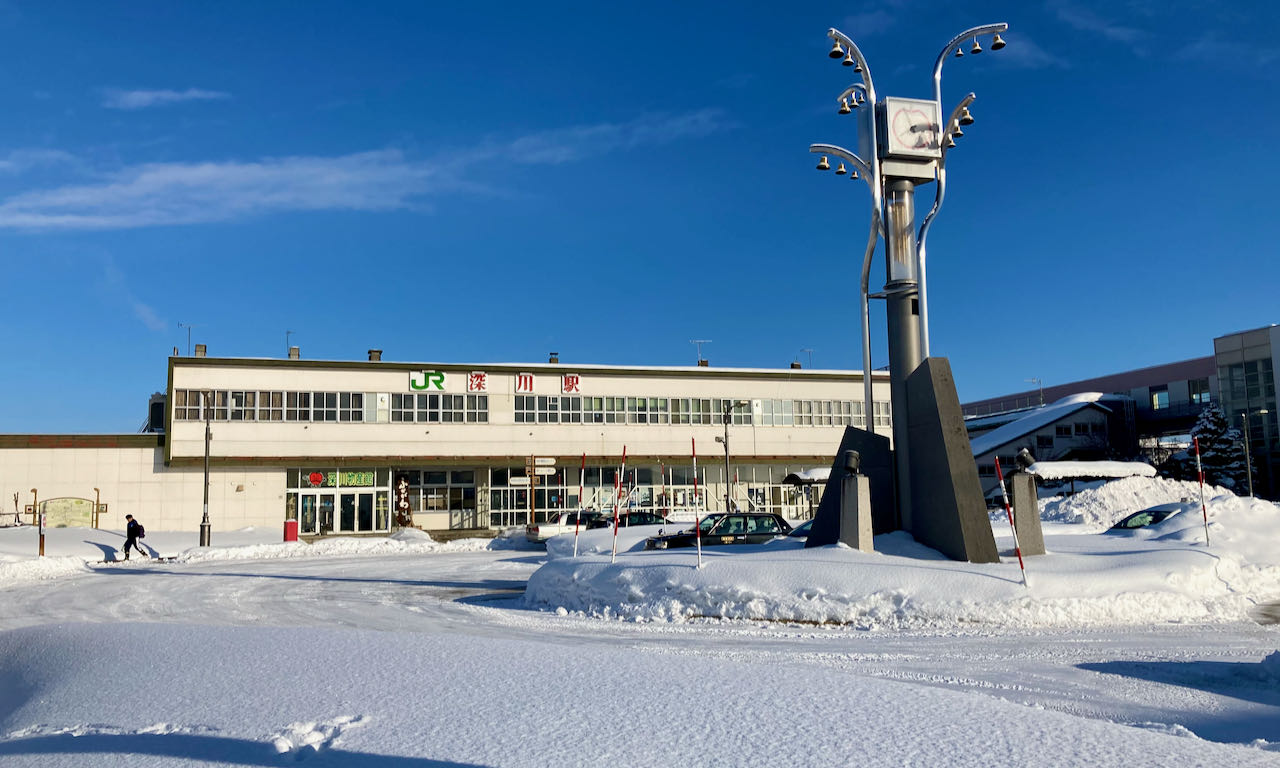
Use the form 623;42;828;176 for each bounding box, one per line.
715;400;750;512
812;22;1008;529
200;390;213;546
1241;409;1270;498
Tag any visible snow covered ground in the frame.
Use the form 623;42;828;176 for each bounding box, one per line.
1;477;1278;765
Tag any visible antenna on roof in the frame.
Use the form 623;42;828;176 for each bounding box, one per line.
177;322;202;357
801;348;815;369
689;339;712;366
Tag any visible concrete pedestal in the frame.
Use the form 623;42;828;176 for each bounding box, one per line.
905;357;1000;563
839;474;874;553
1009;472;1045;556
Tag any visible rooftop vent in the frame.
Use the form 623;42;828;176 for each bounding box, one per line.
194;344;207;358
549;352;560;364
368;349;382;361
697;359;709;367
288;346;300;360
790;361;803;369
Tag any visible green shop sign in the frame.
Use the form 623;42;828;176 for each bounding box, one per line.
410;370;445;391
303;470;376;488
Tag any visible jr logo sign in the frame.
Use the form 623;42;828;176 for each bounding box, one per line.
410;371;446;391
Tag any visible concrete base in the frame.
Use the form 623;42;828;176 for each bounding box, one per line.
805;427;893;548
839;474;874;552
1009;472;1045;556
905;357;1000;564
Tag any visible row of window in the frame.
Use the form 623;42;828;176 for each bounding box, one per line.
173;390;490;423
512;396;891;428
173;389;890;428
391;394;489;423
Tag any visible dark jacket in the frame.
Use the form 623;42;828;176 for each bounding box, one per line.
126;519;140;540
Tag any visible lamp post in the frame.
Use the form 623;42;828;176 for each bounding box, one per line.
1241;409;1270;498
715;400;750;512
32;488;42;557
93;487;100;528
811;22;1008;530
1025;378;1044;407
200;390;213;546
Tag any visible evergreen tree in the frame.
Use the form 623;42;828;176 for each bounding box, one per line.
1183;404;1247;490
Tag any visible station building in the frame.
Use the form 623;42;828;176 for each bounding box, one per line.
0;348;892;535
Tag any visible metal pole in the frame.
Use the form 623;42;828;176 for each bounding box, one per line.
200;391;212;546
33;489;42;557
723;405;732;513
1243;411;1255;498
884;179;922;529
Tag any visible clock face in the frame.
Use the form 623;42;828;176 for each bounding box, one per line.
883;97;942;160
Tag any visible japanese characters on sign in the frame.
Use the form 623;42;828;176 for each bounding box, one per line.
467;372;488;393
516;373;535;393
562;373;580;393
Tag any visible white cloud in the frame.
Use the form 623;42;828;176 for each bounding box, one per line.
102;88;231;110
1049;1;1146;46
994;35;1070;69
0;110;730;231
1181;36;1279;68
0;149;79;174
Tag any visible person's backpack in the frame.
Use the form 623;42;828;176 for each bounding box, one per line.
136;524;145;539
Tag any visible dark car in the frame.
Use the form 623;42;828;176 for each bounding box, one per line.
587;510;670;529
1108;502;1188;531
644;513;793;549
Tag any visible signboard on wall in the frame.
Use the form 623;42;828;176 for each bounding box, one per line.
410;371;446;391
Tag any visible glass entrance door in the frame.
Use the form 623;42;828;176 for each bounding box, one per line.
300;495;317;536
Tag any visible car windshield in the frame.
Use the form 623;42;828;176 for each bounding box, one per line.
697;515;724;533
1113;508;1177;529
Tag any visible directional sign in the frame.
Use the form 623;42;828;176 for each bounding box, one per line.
534;467;557;476
534;457;556;466
508;476;531;486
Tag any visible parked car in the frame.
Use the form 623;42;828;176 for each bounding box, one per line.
525;510;603;543
587;510;670;530
787;519;813;538
1108;502;1189;531
644;513;793;550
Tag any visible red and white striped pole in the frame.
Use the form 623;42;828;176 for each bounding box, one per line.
611;446;627;563
1194;437;1210;546
993;457;1028;589
573;453;586;558
692;437;704;569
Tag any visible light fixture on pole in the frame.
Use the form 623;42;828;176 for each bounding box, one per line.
715;400;750;512
1241;409;1270;498
1025;377;1044;407
200;390;213;546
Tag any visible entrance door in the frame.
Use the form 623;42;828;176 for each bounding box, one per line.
340;494;356;532
319;494;335;534
300;495;318;536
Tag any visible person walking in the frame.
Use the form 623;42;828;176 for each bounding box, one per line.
123;514;148;560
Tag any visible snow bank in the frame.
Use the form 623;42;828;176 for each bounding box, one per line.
527;478;1280;628
1039;475;1232;528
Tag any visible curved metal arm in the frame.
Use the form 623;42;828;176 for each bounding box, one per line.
828;28;877;102
825;27;885;424
809;143;872;186
915;92;975;359
838;83;868;105
931;23;1008;108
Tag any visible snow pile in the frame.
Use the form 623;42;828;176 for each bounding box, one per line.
0;556;90;583
1039;475;1230;528
527;478;1280;628
176;528;493;564
1028;460;1156;480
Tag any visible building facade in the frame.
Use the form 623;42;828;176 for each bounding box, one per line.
2;352;892;535
1213;325;1279;498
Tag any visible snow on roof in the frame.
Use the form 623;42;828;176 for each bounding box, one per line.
782;467;831;484
969;393;1110;457
1025;460;1156;481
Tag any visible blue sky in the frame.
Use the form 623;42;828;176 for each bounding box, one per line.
1;1;1277;432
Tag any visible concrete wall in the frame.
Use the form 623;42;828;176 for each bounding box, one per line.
0;447;284;533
